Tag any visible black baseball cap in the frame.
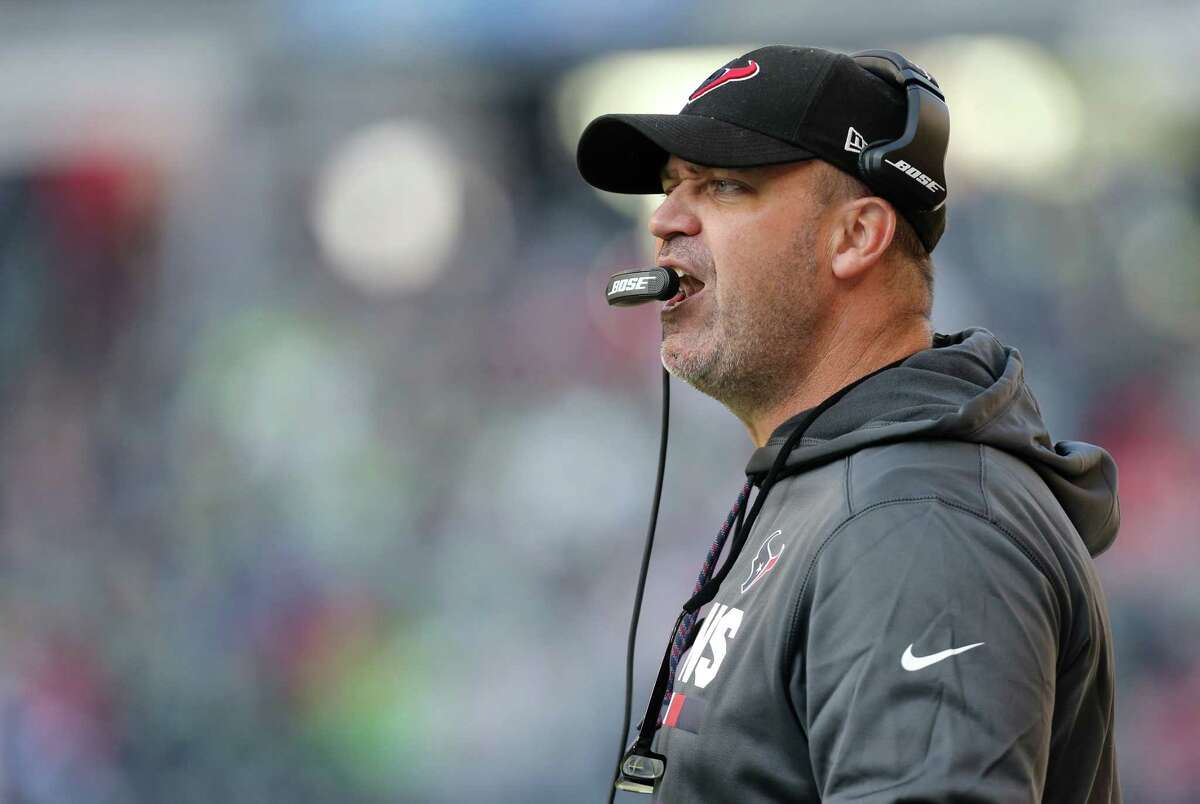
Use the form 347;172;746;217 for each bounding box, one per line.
576;45;946;251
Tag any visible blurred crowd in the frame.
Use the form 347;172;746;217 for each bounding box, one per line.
0;2;1198;802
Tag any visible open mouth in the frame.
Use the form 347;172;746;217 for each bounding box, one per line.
663;272;706;311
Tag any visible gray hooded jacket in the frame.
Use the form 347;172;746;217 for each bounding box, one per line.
648;327;1120;803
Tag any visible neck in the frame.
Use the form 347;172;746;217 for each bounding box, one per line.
738;315;934;448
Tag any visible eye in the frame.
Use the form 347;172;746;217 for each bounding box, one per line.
710;178;745;194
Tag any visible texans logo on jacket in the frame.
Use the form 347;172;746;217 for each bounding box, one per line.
741;530;786;594
663;529;789;735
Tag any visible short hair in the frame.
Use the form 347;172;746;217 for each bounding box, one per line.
814;162;934;319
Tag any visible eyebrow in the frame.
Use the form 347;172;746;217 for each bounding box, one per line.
659;162;768;187
659;161;707;182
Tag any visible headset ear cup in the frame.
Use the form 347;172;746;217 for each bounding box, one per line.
868;83;949;212
850;51;949;211
849;48;950;250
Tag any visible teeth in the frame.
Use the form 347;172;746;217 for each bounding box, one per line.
672;268;688;298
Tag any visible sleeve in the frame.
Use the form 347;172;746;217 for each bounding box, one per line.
792;499;1061;803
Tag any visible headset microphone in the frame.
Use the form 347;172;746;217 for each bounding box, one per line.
603;268;675;801
606;267;680;307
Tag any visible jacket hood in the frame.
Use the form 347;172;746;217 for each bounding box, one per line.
745;327;1120;556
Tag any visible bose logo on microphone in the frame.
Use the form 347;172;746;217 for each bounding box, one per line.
609;276;653;294
884;158;944;193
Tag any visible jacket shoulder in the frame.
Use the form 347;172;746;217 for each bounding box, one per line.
846;439;990;518
845;440;1079;598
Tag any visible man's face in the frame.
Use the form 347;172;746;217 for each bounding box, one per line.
652;155;834;413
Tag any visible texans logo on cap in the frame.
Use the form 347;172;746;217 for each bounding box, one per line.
688;59;761;102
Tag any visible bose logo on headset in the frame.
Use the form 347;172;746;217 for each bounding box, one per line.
884;158;944;194
610;276;652;294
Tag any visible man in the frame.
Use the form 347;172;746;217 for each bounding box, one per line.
576;46;1121;802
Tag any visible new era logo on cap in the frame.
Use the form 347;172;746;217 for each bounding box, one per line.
844;126;866;154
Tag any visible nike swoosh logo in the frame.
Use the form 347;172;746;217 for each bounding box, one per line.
689;60;760;101
900;642;985;671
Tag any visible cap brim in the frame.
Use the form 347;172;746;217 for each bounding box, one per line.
576;113;816;194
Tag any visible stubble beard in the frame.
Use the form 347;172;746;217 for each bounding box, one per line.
661;229;822;421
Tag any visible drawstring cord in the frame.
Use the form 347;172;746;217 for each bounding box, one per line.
664;478;754;708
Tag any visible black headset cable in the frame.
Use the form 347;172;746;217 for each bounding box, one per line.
608;366;671;804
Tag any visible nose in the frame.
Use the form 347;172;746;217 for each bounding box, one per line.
648;188;701;242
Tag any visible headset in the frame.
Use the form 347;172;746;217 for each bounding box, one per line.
851;49;950;214
603;49;950;800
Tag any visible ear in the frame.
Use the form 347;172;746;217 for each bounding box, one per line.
829;196;896;282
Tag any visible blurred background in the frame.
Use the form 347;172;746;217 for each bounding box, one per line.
0;1;1197;801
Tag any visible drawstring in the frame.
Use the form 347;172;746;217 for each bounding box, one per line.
664;478;754;704
680;353;915;617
